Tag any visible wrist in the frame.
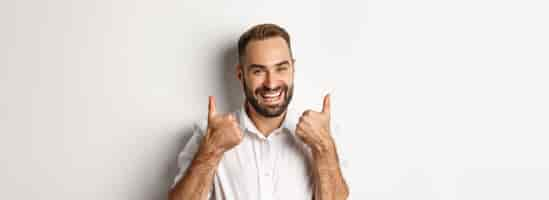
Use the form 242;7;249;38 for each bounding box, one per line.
311;138;339;167
310;135;336;156
194;144;224;168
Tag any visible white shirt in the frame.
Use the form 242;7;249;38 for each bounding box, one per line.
171;105;349;200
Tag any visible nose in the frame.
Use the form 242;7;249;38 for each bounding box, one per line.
264;71;278;89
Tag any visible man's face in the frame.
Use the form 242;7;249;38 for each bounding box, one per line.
238;37;294;118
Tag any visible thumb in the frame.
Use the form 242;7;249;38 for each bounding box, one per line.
322;94;331;114
208;96;216;119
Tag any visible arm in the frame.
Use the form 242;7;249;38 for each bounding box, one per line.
296;95;349;200
169;96;243;200
169;144;222;200
311;138;349;200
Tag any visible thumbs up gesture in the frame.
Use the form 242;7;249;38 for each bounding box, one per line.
200;96;243;155
295;94;335;154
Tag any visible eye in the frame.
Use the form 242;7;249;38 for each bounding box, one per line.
252;69;264;75
277;66;288;72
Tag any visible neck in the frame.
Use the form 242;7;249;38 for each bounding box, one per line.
245;102;286;137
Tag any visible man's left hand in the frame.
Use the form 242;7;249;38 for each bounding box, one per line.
296;94;335;155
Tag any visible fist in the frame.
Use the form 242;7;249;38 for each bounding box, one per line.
201;96;243;154
295;94;334;153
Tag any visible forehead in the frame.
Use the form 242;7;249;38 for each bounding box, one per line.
243;37;292;67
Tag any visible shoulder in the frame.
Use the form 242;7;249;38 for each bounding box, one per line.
191;119;208;137
176;120;208;157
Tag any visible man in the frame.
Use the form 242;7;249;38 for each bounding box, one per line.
169;23;349;200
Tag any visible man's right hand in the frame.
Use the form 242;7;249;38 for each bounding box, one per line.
169;96;242;200
199;96;243;155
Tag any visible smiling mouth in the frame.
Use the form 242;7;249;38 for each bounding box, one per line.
259;90;283;105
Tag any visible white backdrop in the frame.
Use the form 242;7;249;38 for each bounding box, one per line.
1;0;548;199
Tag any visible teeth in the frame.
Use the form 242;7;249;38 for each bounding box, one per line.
262;91;281;98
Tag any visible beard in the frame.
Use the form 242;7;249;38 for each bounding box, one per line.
242;79;294;118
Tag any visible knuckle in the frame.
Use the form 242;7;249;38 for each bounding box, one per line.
230;121;239;128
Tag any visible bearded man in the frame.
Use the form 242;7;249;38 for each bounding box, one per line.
169;23;349;200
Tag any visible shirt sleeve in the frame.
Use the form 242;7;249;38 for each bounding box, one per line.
170;121;214;199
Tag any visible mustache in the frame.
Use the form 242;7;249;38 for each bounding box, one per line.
255;85;287;94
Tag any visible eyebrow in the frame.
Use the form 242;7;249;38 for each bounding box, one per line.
247;60;290;70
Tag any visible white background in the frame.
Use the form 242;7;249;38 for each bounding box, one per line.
1;0;548;199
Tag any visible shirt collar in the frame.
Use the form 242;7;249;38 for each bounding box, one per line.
237;104;297;140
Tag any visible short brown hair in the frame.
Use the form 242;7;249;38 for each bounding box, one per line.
237;23;293;64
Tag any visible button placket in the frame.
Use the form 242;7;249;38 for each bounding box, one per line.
262;140;274;200
263;141;271;177
251;138;264;200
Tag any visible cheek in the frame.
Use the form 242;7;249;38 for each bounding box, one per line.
283;80;294;90
282;73;293;85
245;78;263;92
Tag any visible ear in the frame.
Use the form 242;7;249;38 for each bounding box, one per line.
236;64;242;81
291;58;296;72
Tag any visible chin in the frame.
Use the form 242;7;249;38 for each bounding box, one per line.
259;106;287;117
